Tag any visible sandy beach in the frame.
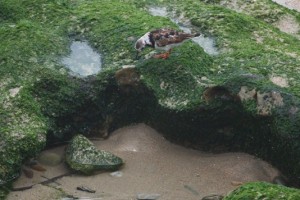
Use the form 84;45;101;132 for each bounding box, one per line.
8;123;280;200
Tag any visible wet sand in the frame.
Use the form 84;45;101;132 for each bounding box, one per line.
8;123;280;200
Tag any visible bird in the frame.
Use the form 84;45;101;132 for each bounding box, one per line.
134;28;200;59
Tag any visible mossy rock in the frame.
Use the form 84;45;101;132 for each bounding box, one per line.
0;85;47;185
223;182;300;200
0;0;79;189
2;0;300;198
65;135;123;174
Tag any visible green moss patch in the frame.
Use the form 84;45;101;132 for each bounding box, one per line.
138;41;213;110
224;182;300;200
71;0;176;67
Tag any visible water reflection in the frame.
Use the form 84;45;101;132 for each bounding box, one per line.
61;41;101;76
148;6;219;55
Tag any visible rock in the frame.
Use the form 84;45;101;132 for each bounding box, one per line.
65;135;123;174
22;167;33;179
9;87;22;97
76;186;96;193
30;164;47;172
38;152;63;166
231;181;243;186
202;194;224;200
223;182;300;199
3;0;300;199
137;193;161;200
110;171;123;177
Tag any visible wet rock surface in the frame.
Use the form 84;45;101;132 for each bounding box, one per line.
2;0;300;199
223;182;300;199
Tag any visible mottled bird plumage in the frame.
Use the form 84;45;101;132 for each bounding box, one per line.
135;28;200;58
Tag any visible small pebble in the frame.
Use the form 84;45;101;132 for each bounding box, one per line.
110;171;123;177
22;167;33;178
30;164;47;172
202;194;224;200
137;193;160;200
231;181;243;186
76;186;96;193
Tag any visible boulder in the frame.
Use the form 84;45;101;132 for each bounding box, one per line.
223;182;300;199
65;135;123;174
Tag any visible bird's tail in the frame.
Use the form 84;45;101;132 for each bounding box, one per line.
180;32;201;39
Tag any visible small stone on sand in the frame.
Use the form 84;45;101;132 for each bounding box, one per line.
137;193;161;200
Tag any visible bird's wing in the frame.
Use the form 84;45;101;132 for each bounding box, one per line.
150;28;195;47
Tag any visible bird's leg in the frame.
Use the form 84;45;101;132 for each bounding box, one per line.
161;48;172;59
153;49;172;59
135;51;140;60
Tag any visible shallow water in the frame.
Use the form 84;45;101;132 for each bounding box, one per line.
148;6;219;55
61;41;101;76
8;124;280;200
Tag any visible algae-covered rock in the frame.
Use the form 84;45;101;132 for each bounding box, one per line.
223;182;300;199
2;0;300;198
65;135;123;174
0;1;71;188
0;86;47;185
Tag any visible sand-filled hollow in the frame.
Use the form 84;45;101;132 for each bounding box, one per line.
8;124;280;200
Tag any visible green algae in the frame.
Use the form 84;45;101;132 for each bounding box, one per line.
71;0;177;68
212;0;300;26
0;91;47;185
1;0;300;198
224;182;300;200
0;0;74;192
130;0;300;187
65;134;123;174
0;0;73;26
29;71;87;140
137;41;213;110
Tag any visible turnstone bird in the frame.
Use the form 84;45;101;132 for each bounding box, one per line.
135;28;200;59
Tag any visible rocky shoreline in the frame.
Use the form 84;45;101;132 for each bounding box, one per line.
1;0;300;199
